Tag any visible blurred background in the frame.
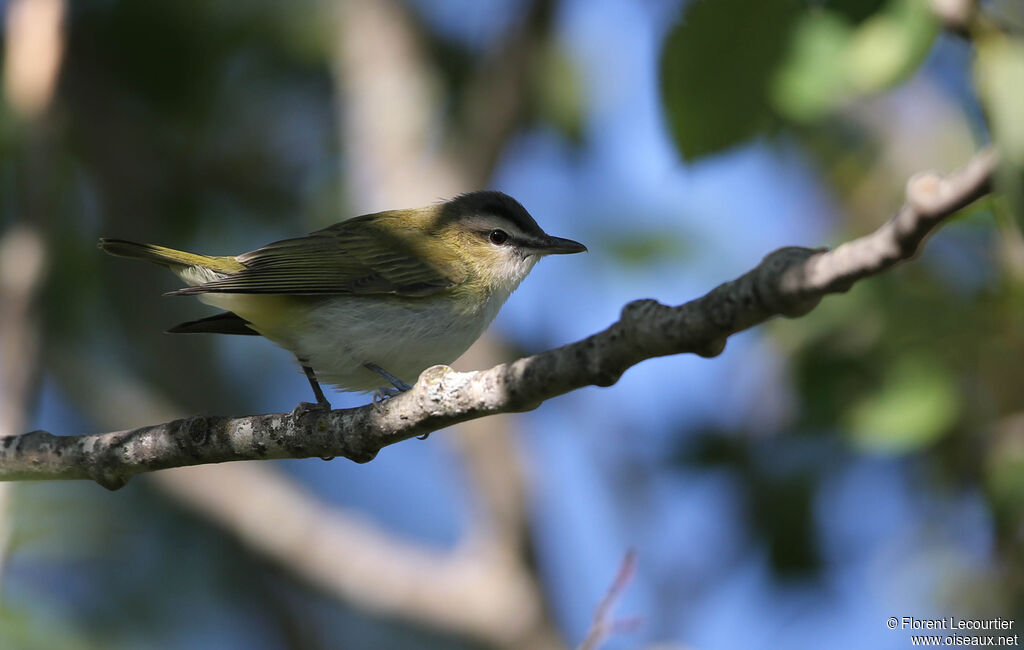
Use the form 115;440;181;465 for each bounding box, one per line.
0;0;1022;648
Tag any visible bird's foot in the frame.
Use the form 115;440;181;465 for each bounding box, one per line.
291;400;334;460
367;373;428;440
291;399;332;420
372;387;403;404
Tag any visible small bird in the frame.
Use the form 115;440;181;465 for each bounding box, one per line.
100;191;586;407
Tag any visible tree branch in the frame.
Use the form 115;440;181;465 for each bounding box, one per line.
0;148;997;489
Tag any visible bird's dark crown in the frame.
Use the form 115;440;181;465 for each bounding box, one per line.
441;190;544;236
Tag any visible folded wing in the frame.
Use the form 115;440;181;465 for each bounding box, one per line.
167;216;459;297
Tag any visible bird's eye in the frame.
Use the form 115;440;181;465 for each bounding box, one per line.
488;229;509;245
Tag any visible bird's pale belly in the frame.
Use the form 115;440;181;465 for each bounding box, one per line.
202;292;501;392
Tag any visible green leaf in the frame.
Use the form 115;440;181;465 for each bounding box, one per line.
845;356;959;454
600;232;690;266
975;33;1024;223
844;0;938;93
659;0;804;160
771;11;852;121
533;44;586;144
987;452;1024;511
0;603;96;650
771;0;937;122
986;430;1024;521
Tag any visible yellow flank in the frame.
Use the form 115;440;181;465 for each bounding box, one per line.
199;293;308;343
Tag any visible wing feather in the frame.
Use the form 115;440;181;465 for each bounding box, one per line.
167;215;460;297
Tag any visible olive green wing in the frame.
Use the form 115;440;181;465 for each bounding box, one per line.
168;217;460;297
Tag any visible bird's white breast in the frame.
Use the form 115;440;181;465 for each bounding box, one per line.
195;251;537;393
203;288;511;392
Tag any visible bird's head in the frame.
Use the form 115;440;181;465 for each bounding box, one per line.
423;191;586;297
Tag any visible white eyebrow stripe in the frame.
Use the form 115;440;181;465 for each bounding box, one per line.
461;215;530;238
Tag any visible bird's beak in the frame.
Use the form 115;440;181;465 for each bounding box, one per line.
527;235;588;255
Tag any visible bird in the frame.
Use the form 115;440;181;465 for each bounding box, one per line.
99;190;586;408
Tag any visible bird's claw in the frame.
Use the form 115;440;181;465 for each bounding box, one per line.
372;387;402;406
370;386;428;440
291;400;331;420
291;400;333;459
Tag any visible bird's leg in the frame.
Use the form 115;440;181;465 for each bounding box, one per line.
293;362;335;461
301;364;332;408
363;362;429;440
363;362;412;392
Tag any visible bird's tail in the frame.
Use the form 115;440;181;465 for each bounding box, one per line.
98;238;242;274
